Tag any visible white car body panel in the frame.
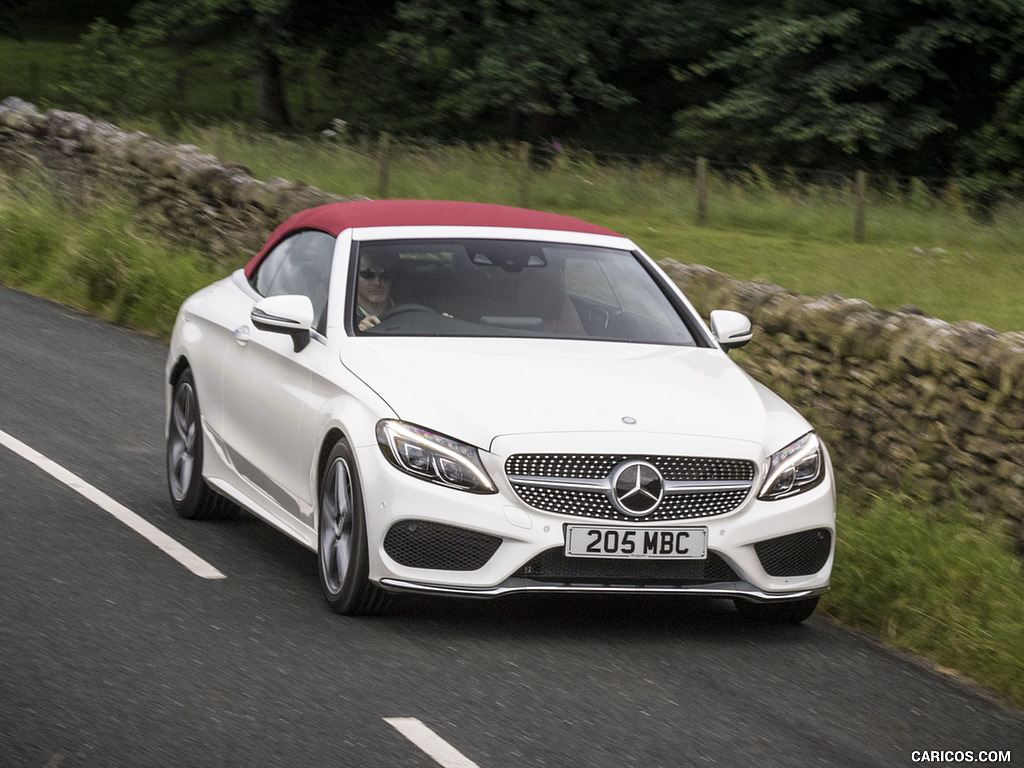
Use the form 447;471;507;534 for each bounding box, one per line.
340;337;807;452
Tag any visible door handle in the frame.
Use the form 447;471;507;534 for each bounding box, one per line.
233;325;251;345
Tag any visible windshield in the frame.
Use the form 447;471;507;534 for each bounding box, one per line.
351;239;702;346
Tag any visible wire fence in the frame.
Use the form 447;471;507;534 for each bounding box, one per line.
363;133;994;244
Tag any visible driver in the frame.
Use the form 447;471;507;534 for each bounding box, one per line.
355;254;396;331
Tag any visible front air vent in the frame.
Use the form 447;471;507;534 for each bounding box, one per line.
754;528;832;577
513;548;739;585
383;521;501;571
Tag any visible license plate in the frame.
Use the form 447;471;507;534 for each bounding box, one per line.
565;525;708;559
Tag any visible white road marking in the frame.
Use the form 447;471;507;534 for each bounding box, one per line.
0;428;226;580
384;718;481;768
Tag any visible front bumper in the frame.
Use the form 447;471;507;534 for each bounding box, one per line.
354;434;836;603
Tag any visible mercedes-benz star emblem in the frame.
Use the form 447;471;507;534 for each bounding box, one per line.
610;460;664;516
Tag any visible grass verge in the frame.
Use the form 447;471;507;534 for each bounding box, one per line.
0;170;227;338
825;491;1024;709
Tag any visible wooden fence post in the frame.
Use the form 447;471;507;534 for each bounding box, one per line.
695;156;709;226
377;132;391;199
29;62;40;100
854;170;868;243
518;142;531;208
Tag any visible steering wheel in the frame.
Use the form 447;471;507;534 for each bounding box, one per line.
378;304;439;320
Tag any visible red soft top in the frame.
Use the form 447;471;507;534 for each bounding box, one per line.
243;199;620;277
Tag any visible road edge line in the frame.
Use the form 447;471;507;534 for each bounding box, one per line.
0;427;226;580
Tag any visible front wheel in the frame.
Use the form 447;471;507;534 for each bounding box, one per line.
166;368;234;520
734;596;820;624
317;440;389;615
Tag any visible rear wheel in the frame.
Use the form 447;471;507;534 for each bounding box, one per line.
318;440;389;615
734;596;820;624
167;368;234;520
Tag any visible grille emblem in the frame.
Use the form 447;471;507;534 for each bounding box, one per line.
611;460;664;516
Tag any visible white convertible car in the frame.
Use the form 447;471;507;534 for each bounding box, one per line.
166;200;835;621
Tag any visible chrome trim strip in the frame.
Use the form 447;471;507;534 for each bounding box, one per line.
666;480;752;494
378;578;827;603
252;307;304;327
508;475;610;491
508;475;752;495
217;439;302;519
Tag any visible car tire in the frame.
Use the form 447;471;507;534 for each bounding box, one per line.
317;440;390;615
166;368;236;520
734;596;820;624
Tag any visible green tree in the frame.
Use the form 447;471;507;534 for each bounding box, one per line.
0;0;22;39
131;0;297;126
673;1;1024;175
52;19;168;117
957;79;1024;200
386;0;670;139
129;0;400;128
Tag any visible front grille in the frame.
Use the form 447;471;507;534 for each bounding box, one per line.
383;521;501;571
506;454;755;482
510;485;750;521
506;453;756;522
513;548;738;585
754;528;832;577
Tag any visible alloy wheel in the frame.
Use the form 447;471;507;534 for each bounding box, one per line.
319;457;354;595
168;381;198;502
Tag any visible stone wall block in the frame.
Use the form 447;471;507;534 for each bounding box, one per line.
42;110;80;141
0;97;42;132
123;132;160;169
77;119;124;155
130;140;175;177
229;175;270;209
755;292;807;336
727;278;782;317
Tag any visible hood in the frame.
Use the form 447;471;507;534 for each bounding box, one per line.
341;337;809;452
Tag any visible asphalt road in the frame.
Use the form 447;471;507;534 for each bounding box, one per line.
1;284;1021;768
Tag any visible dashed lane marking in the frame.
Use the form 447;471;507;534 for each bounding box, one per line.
384;718;481;768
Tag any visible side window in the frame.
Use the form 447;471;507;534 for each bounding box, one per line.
250;230;336;334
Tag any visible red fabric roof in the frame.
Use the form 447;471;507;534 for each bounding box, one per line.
243;199;620;277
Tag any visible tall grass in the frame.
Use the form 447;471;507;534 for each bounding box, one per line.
826;491;1024;707
0;169;226;338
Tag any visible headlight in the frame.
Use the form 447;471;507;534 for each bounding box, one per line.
758;432;825;501
376;420;496;494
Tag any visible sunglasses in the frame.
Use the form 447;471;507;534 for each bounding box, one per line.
358;268;394;280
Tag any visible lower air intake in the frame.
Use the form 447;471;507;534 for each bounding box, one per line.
383;521;502;571
513;549;738;585
754;528;832;577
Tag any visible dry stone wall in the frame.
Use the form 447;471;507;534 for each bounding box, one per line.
2;97;1022;547
0;97;348;260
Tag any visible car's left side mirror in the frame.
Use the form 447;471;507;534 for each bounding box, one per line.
709;309;753;350
252;295;315;353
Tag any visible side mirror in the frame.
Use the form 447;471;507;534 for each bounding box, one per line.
252;295;315;352
709;309;753;350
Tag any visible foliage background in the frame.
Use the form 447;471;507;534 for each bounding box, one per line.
6;0;1024;199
